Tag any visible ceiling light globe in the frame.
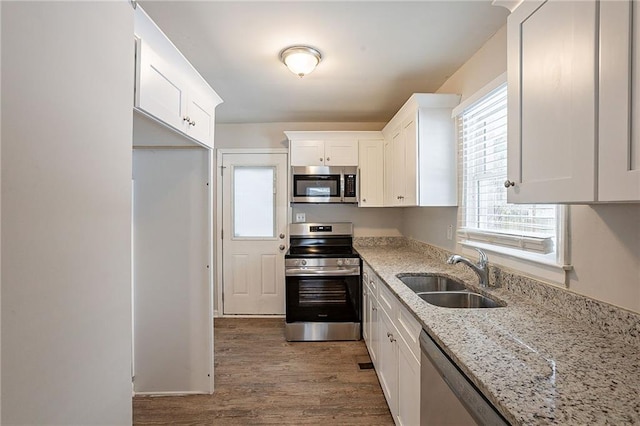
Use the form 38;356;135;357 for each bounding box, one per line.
280;46;322;78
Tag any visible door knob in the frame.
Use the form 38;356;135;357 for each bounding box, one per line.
279;233;285;239
279;244;286;251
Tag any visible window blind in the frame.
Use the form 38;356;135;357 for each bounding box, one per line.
457;83;557;255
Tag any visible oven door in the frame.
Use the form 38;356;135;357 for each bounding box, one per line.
291;166;342;203
285;274;361;323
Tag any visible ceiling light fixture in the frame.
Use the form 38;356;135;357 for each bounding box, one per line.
279;45;322;78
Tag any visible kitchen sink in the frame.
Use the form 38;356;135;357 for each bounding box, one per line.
418;291;504;308
397;273;467;293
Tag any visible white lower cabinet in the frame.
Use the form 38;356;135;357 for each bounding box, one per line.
397;337;421;426
378;309;399;416
363;263;421;425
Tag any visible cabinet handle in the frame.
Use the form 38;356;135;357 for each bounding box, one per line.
326;157;330;161
189;120;196;127
319;158;324;162
504;180;515;188
363;198;367;203
372;306;377;311
183;116;191;123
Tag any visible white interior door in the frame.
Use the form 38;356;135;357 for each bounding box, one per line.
222;152;288;315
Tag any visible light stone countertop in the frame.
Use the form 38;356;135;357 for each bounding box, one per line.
355;241;640;425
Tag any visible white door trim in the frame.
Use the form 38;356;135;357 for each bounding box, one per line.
215;148;289;318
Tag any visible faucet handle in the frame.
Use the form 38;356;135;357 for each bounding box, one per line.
475;248;488;266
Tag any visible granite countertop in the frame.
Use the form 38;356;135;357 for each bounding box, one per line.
355;241;640;425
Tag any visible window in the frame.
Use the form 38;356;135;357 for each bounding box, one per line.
233;166;276;238
455;78;568;270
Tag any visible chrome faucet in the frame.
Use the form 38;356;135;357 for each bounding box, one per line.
447;248;489;287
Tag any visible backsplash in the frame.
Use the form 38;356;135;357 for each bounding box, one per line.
354;236;640;347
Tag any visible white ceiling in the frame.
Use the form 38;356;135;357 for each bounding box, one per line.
138;1;508;124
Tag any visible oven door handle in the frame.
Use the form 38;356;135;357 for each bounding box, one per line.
285;267;361;277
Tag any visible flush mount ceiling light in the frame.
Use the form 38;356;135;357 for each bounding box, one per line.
279;46;322;77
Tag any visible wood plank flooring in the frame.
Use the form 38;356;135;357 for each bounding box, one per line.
133;318;394;425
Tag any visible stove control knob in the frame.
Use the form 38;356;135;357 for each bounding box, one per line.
337;259;344;266
301;260;307;266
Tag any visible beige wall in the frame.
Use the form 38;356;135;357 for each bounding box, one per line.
402;25;640;313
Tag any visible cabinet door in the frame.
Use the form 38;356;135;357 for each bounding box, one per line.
362;275;370;343
383;137;395;206
402;117;418;206
599;0;640;201
369;294;379;366
391;126;405;206
377;310;398;418
358;139;384;207
397;338;420;426
507;0;597;203
290;140;325;166
185;90;215;147
137;38;188;132
324;140;359;166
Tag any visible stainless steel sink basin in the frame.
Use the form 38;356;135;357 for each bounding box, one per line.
418;291;504;308
397;274;467;292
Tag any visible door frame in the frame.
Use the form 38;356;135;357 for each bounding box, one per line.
215;148;289;318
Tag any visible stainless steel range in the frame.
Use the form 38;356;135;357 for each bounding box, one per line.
284;222;361;341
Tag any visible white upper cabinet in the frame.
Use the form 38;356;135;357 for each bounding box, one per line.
286;132;360;166
507;0;597;203
599;0;640;202
507;0;639;203
381;94;460;207
358;139;385;207
289;140;326;166
134;7;221;148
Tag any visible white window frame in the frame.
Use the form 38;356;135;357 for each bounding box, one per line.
453;73;572;285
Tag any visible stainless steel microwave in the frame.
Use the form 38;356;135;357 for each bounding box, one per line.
291;166;358;203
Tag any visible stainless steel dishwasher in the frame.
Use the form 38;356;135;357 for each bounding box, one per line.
420;330;509;425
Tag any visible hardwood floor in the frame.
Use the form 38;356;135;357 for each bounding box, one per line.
133;318;394;425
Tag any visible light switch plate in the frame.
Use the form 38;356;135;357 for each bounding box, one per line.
295;213;306;222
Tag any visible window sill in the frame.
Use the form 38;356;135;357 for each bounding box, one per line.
459;240;572;286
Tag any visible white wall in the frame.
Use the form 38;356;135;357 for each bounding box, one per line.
402;25;640;314
1;3;133;424
215;121;403;237
0;1;3;418
133;149;211;394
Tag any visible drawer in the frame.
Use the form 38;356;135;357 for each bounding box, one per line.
378;281;396;318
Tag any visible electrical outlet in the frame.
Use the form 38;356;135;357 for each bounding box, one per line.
295;213;306;223
447;225;453;240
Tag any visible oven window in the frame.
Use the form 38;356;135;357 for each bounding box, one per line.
286;276;360;322
233;166;275;237
293;175;340;197
299;281;347;305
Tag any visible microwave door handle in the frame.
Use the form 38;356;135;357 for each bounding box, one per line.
340;170;345;202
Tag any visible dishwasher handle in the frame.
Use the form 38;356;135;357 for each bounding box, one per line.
419;330;509;426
